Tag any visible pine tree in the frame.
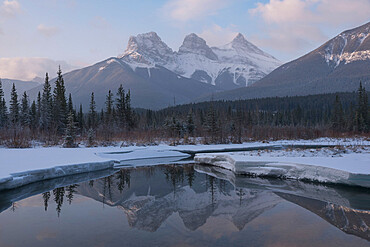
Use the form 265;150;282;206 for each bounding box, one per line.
88;92;97;129
53;66;67;133
77;104;84;130
63;111;77;148
125;90;134;129
0;98;7;128
104;90;114;141
355;82;369;132
20;91;30;127
0;79;7;127
116;85;126;128
105;90;114;124
41;73;53;130
36;91;41;126
68;93;74;116
30;100;37;130
9;83;19;125
186;109;195;136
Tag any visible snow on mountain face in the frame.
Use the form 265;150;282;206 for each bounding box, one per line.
178;33;218;61
322;22;370;68
119;32;174;69
119;32;281;89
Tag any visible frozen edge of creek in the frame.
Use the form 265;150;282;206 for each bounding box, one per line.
0;140;369;191
194;153;370;188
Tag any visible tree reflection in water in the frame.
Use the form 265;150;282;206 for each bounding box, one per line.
33;164;369;241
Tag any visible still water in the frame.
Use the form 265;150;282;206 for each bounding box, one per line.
0;164;369;247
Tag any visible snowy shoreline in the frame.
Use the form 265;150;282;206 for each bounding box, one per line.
194;147;370;188
0;138;369;191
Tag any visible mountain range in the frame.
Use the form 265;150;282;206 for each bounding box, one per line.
203;21;370;102
27;32;281;109
2;22;370;110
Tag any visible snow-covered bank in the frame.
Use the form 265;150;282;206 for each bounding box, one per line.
0;138;369;191
194;147;370;188
0;146;192;191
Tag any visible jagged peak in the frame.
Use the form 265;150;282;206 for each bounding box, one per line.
179;33;218;60
119;31;174;65
232;33;246;43
124;31;173;53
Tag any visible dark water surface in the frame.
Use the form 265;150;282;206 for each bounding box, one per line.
0;164;369;247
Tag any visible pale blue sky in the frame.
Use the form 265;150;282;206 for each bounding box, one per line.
0;0;369;80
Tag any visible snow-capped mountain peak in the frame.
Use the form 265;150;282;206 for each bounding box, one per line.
178;33;218;61
118;31;282;90
119;32;174;66
223;33;275;59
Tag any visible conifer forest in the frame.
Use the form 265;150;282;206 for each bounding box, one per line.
0;68;368;148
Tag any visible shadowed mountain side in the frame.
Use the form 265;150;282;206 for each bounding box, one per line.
1;78;40;103
27;58;221;110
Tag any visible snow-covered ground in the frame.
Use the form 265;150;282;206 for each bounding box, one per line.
195;145;370;188
0;138;369;190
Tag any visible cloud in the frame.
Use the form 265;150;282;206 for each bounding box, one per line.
198;24;239;46
0;0;21;18
251;24;326;52
0;57;77;81
0;0;21;33
37;24;60;37
249;0;370;59
250;0;370;25
162;0;228;22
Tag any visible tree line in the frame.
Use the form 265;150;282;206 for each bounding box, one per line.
0;67;368;147
0;67;135;147
136;83;369;143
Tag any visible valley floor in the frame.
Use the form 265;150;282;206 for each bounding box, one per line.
0;138;369;190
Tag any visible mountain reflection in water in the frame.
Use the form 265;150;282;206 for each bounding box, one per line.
0;164;369;246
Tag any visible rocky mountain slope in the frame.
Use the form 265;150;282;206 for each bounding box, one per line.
199;22;370;102
120;32;281;90
28;57;220;110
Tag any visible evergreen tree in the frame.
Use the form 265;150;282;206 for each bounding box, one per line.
0;79;7;127
53;66;67;133
105;90;114;123
41;73;53;130
116;85;126;128
68;93;74;116
36;92;41;126
186;109;195;136
77;104;84;130
9;83;19;125
0;98;7;128
355;82;369;132
125;90;134;129
88;92;97;129
30;101;37;130
63;111;77;148
20;92;30;127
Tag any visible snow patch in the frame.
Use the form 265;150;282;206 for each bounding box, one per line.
195;151;370;188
